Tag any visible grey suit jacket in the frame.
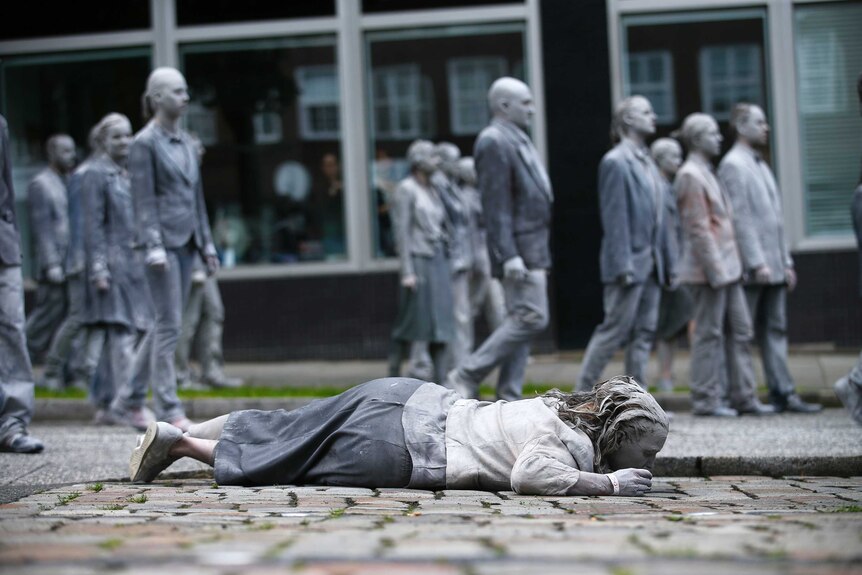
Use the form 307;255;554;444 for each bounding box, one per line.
718;143;792;284
392;175;446;279
597;140;670;285
676;155;742;287
0;115;22;266
431;170;471;273
475;118;553;278
27;167;69;280
130;121;214;255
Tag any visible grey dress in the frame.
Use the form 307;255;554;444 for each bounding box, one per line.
390;175;454;344
81;155;151;331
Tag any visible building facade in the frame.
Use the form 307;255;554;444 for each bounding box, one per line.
1;0;859;359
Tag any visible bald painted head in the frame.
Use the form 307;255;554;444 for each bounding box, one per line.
488;77;534;130
679;113;722;158
141;67;190;121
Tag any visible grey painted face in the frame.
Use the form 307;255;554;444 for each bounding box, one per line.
104;120;133;165
694;117;723;158
625;96;657;137
490;77;535;130
655;141;683;178
605;419;668;472
151;68;190;120
737;105;769;147
50;137;77;172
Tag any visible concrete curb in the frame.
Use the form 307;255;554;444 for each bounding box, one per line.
653;455;862;478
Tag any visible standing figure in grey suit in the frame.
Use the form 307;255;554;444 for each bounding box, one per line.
456;156;505;354
432;142;472;370
445;77;552;401
0;114;44;453
25;134;76;362
676;113;774;417
41;127;102;391
577;96;677;391
126;67;219;432
719;103;821;413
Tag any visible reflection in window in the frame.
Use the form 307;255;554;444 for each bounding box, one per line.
0;48;152;278
366;24;525;258
626;51;675;124
795;2;862;237
699;45;762;120
180;37;345;267
448;57;506;135
372;65;435;140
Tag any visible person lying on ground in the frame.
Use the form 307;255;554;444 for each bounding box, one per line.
129;375;668;496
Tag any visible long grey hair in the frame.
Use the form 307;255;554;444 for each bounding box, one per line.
543;375;669;472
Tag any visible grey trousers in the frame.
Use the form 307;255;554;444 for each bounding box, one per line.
577;275;661;391
82;326;137;409
689;282;759;414
42;273;86;382
25;280;67;358
115;245;193;420
454;270;549;401
176;276;226;383
0;265;35;443
448;269;471;371
745;284;797;404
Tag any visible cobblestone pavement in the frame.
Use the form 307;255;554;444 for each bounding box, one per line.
1;476;860;574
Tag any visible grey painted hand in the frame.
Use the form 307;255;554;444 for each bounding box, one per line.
610;468;653;496
45;265;64;284
503;256;528;281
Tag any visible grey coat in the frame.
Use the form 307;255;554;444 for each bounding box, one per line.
676;155;742;287
475;118;553;278
432;171;471;273
392;175;446;279
718;143;793;284
27;168;69;280
82;156;151;331
130;121;214;255
0;116;21;266
597;140;672;285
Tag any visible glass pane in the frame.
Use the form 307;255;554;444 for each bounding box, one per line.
180;36;345;266
365;23;525;258
623;10;766;132
0;48;152;278
177;0;334;26
0;1;149;40
796;2;862;236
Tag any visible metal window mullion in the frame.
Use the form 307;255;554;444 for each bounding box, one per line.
152;0;178;68
336;0;371;272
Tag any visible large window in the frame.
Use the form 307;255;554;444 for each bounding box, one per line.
622;9;768;149
0;48;152;278
795;2;862;238
365;23;526;258
625;50;675;123
180;37;346;267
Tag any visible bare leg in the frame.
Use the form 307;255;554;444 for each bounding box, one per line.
169;436;217;466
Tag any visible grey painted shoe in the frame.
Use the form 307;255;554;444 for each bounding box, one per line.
129;422;183;483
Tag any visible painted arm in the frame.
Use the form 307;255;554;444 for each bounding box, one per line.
393;181;416;280
129;137;164;255
597;155;633;283
27;178;62;274
81;169;111;286
476;133;517;267
718;160;765;274
676;172;727;288
510;434;652;496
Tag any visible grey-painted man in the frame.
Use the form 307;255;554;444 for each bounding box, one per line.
577;96;677;391
445;77;552;401
127;67;218;432
0;114;44;453
25;134;76;362
676;113;774;417
718;103;821;413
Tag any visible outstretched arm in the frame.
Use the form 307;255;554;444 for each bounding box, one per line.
510;433;653;496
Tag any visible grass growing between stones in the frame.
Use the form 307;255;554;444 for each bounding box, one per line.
98;539;124;551
87;483;104;492
56;492;80;506
128;494;148;504
829;505;862;513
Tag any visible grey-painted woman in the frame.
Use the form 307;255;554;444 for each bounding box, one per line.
81;113;152;427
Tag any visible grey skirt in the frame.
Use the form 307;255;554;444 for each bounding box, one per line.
391;245;455;344
213;378;423;487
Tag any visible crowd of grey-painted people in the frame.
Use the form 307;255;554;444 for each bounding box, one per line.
1;68;861;458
